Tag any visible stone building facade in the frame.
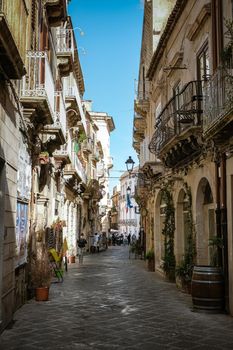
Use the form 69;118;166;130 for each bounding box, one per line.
0;0;114;331
119;169;141;238
134;0;233;314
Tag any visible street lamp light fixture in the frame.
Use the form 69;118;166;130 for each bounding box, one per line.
126;186;131;194
125;156;135;174
73;26;85;36
125;156;157;185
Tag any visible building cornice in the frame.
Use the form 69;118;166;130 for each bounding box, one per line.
147;0;188;80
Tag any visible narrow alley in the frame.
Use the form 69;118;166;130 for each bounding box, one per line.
1;247;233;350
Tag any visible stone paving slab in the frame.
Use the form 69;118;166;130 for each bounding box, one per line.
1;246;233;349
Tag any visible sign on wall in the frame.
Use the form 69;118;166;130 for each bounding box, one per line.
17;133;31;200
15;201;28;267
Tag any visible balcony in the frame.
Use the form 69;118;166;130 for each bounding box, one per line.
149;80;203;167
63;74;87;132
134;79;151;117
42;91;66;146
44;0;67;27
91;152;100;163
203;68;233;141
56;28;74;77
133;113;146;132
0;0;26;78
107;156;113;169
97;162;105;178
53;145;71;165
133;139;140;153
81;138;92;155
64;141;87;184
20;51;55;124
133;126;144;143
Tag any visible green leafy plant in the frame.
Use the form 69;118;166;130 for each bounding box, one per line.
31;244;52;288
78;131;86;144
161;184;176;281
145;249;154;261
39;151;49;157
176;184;196;285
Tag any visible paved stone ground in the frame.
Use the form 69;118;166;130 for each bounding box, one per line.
1;246;233;350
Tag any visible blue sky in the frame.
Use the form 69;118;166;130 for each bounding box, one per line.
68;0;143;193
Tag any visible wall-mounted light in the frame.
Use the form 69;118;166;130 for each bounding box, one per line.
126;186;131;194
72;26;85;36
125;156;135;174
125;156;156;186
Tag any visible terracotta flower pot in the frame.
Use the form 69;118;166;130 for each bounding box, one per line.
35;287;49;301
69;256;75;263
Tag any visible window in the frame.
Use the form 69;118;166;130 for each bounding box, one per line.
155;102;161;123
54;200;59;216
197;43;210;81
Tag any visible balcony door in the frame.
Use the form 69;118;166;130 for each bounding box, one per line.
197;43;210;81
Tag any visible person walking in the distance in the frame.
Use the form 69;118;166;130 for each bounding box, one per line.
77;233;87;264
127;233;131;246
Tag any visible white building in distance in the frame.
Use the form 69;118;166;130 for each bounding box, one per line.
119;168;140;237
87;105;115;233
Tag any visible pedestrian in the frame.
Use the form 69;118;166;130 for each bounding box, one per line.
132;233;137;244
94;232;100;252
127;233;131;245
77;233;87;264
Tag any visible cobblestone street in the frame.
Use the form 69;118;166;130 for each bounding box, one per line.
1;246;233;350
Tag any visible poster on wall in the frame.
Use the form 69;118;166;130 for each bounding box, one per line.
17;132;31;200
15;201;28;267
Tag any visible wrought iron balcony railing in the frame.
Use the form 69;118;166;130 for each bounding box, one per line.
42;91;67;146
65;137;87;184
134;79;151;100
149;80;203;154
56;28;74;56
134;79;151;117
53;144;71;163
81;138;93;154
203;68;233;135
53;91;67;138
63;73;87;133
21;51;55;124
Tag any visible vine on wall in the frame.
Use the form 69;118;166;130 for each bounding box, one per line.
175;183;196;284
161;183;176;281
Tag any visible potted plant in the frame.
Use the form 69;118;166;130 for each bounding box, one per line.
31;244;52;301
68;244;76;263
38;151;49;164
175;259;193;293
78;131;86;144
146;250;155;271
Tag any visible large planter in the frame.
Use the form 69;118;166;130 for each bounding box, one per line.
35;287;49;301
147;259;155;272
191;265;224;312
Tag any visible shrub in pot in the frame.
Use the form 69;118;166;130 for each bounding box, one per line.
146;250;155;272
31;243;52;301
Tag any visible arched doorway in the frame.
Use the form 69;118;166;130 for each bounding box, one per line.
196;178;215;265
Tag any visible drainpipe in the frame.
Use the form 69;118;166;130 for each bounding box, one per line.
215;160;222;264
220;152;229;312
